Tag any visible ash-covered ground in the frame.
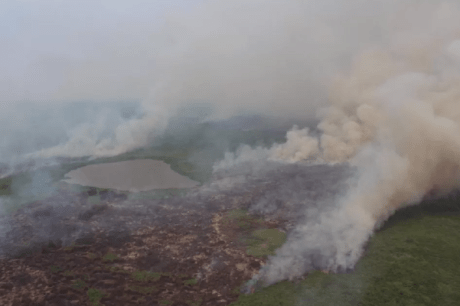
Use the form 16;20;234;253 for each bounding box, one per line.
0;160;353;261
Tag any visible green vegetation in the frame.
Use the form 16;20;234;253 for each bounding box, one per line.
227;209;252;221
5;119;460;305
63;242;88;252
224;209;287;257
72;279;87;291
230;198;460;306
102;252;119;262
244;229;287;257
183;278;198;286
358;214;460;305
105;265;130;274
225;209;264;230
63;270;75;277
49;265;62;273
63;244;76;252
131;270;162;282
87;288;106;306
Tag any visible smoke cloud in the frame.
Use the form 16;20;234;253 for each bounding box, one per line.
3;0;460;292
209;0;460;288
3;0;375;160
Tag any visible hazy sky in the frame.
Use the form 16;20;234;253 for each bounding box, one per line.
0;0;202;103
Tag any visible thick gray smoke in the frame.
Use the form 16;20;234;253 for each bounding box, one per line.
208;0;460;288
3;0;460;291
4;0;376;161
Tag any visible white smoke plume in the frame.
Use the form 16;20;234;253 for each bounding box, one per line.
5;0;369;160
4;0;460;290
232;0;460;287
28;103;170;159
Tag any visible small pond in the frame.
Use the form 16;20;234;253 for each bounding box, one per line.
62;159;199;192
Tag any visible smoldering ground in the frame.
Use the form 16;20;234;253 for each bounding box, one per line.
0;157;352;261
3;0;460;298
201;0;460;290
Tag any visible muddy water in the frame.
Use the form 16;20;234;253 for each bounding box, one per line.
62;159;199;191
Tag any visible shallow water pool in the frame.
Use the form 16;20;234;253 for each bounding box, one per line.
62;159;199;192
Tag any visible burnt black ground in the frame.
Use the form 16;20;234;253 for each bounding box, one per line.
0;161;352;261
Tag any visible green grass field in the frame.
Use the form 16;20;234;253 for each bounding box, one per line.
230;197;460;306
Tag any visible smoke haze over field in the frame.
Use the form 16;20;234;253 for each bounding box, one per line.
3;0;460;291
222;0;460;287
1;0;401;160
